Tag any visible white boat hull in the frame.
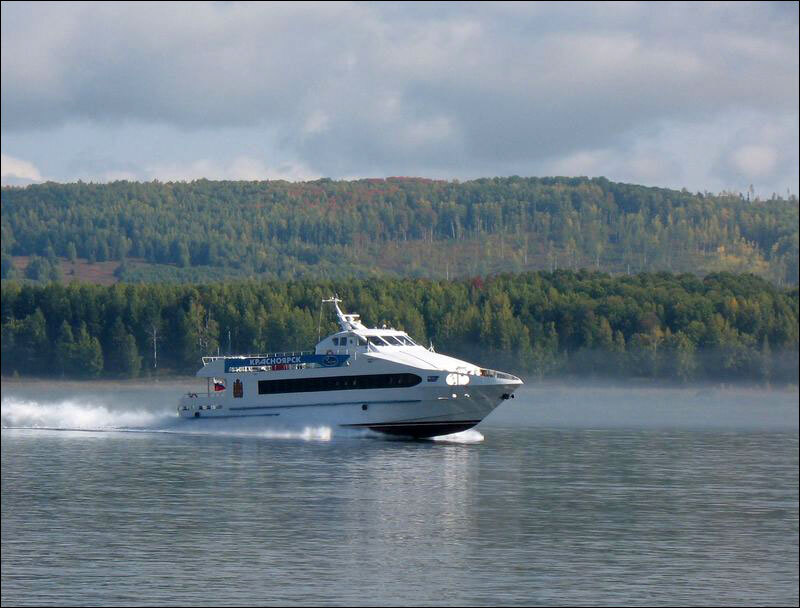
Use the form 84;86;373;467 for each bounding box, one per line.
178;299;523;438
179;381;518;438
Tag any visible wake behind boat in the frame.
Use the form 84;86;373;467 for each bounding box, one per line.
178;298;522;438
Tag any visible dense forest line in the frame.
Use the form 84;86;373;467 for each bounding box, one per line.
2;177;797;284
1;271;797;383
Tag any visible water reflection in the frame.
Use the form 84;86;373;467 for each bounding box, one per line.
2;383;798;606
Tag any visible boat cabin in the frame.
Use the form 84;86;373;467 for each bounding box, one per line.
315;330;419;356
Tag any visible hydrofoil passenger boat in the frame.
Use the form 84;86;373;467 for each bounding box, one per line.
178;298;522;438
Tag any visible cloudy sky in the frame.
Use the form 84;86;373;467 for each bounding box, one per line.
2;1;798;195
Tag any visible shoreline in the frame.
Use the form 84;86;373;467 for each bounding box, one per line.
2;374;796;393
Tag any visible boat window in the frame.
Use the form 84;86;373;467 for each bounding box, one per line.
366;335;389;346
258;373;422;394
383;336;403;345
357;336;368;346
397;334;417;345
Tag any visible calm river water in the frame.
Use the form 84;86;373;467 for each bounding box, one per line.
1;381;798;606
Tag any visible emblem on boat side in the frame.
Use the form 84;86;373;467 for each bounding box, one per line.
322;355;338;366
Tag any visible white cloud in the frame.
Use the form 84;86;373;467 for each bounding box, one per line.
101;169;138;182
547;150;605;177
541;110;797;196
730;145;778;179
1;153;42;183
146;157;320;183
0;2;797;193
401;116;456;148
302;111;330;136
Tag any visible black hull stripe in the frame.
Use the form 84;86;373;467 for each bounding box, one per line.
183;413;280;420
342;419;481;428
181;414;481;436
342;420;483;438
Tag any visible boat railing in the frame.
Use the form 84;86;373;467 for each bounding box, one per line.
479;368;521;381
202;351;314;366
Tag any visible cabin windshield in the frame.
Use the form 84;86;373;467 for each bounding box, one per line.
366;335;389;346
397;334;417;346
382;336;403;345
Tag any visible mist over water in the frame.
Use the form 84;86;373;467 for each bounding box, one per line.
487;382;800;431
0;381;485;443
3;379;797;434
2;380;797;606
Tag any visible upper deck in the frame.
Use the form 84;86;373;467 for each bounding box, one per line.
193;298;521;383
197;351;349;376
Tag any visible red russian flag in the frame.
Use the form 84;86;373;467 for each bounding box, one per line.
214;381;226;391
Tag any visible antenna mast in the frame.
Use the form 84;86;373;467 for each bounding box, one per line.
321;296;365;332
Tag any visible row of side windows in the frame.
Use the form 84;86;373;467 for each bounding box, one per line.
258;373;422;395
332;336;367;346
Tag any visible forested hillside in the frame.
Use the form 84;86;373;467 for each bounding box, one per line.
2;272;797;383
2;177;797;284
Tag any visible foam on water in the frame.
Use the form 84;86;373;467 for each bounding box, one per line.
1;396;371;442
0;396;335;440
432;428;484;443
1;395;489;443
1;396;168;431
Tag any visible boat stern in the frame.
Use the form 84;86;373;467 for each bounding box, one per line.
178;393;224;418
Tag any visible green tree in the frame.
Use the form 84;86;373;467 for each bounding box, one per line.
73;323;104;377
106;319;141;377
55;320;75;376
1;254;16;280
664;331;697;382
